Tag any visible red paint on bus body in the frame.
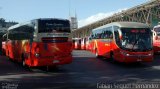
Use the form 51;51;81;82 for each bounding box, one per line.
90;22;153;63
3;18;73;67
153;25;160;53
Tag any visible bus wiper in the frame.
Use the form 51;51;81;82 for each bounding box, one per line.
140;38;148;51
139;34;150;51
131;35;140;51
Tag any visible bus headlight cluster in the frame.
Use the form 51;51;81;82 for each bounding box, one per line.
120;51;130;56
148;52;153;56
35;53;40;57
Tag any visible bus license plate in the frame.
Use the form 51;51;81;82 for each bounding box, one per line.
53;60;60;63
137;59;142;62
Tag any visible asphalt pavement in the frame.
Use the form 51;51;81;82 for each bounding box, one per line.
0;50;160;89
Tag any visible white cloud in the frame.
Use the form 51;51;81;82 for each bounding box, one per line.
78;8;127;28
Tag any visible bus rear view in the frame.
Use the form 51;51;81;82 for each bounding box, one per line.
33;19;73;66
5;18;73;67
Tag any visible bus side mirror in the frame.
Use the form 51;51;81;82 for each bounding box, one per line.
118;29;122;40
155;36;158;40
119;35;122;40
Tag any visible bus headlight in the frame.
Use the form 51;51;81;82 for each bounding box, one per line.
35;53;40;57
148;52;153;56
120;51;130;56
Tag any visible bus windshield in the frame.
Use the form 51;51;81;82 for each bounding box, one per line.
120;28;152;51
154;27;160;36
38;19;70;33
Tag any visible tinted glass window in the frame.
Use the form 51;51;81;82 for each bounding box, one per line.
9;22;35;34
154;27;160;36
121;28;152;51
8;32;33;40
38;19;70;33
91;26;113;39
8;22;35;40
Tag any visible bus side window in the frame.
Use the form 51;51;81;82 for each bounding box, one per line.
113;26;121;46
103;31;107;39
2;34;7;41
91;34;94;39
97;33;100;39
114;31;120;42
101;31;105;39
109;31;113;39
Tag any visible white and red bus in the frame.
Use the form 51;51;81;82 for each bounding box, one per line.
81;37;86;50
72;38;81;50
2;34;7;55
152;25;160;53
3;18;72;67
90;22;153;63
85;36;92;50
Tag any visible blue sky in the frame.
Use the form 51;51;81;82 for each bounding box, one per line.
0;0;149;27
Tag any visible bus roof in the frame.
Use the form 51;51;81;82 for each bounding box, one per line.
153;25;160;28
111;22;149;28
8;18;69;31
8;21;30;31
37;18;69;21
93;22;150;31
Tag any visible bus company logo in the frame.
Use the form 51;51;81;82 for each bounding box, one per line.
47;33;69;37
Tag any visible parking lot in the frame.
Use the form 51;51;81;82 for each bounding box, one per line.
0;50;160;89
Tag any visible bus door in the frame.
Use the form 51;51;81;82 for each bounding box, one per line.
104;31;113;58
112;27;122;59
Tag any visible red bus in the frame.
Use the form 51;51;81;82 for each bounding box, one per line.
2;34;7;55
152;25;160;53
90;22;153;63
72;38;81;50
85;36;92;50
4;18;72;67
81;37;87;50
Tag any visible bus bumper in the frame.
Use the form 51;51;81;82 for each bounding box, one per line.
154;46;160;53
117;51;153;63
29;55;72;67
122;56;153;63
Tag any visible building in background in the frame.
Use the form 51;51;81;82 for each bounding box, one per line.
0;18;18;34
69;15;78;31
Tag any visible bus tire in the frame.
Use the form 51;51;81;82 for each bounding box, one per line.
22;54;27;67
2;49;5;56
110;52;114;61
8;51;9;57
95;49;101;58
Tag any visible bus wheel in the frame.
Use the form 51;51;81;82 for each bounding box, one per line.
22;54;26;67
8;51;9;57
110;52;115;62
22;60;26;67
2;50;5;56
95;49;101;58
